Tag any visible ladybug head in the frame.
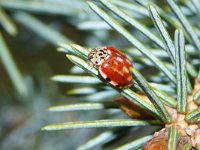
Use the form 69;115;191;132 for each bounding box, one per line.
88;46;110;67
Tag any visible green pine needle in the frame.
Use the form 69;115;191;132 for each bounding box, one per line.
0;8;17;36
166;0;200;52
182;144;192;150
196;144;200;150
0;0;82;15
175;29;187;113
51;75;101;84
42;119;161;131
48;102;118;112
67;55;98;76
185;107;200;123
130;68;171;123
193;89;200;105
153;89;177;108
111;0;149;17
81;90;119;102
115;135;153;150
77;130;116;150
0;32;27;96
167;125;179;150
148;3;175;65
67;87;97;95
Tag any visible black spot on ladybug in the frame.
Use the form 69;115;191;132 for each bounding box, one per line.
105;77;111;81
95;61;98;64
100;57;105;60
103;51;107;54
99;53;103;56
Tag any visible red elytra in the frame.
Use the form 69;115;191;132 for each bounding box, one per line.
88;46;133;88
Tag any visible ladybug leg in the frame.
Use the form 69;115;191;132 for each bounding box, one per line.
88;61;98;69
105;77;111;82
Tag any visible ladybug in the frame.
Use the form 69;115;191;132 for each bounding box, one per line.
88;46;133;88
